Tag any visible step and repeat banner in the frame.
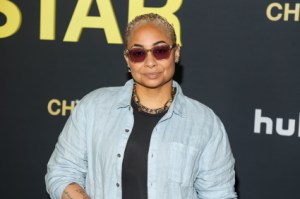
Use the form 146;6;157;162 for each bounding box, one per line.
1;0;299;198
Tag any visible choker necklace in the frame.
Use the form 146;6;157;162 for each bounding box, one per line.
132;84;176;114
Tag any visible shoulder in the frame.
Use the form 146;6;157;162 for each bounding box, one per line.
184;96;213;114
173;81;214;120
172;81;222;128
75;86;120;107
74;85;127;113
66;86;122;118
80;80;133;106
178;92;216;119
180;94;223;129
83;86;122;103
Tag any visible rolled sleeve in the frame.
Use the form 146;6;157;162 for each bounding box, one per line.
45;100;88;199
194;114;237;199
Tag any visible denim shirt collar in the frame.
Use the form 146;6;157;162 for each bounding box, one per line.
115;79;186;118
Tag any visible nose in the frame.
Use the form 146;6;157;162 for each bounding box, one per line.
144;51;156;68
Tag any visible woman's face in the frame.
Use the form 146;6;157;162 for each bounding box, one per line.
125;23;180;90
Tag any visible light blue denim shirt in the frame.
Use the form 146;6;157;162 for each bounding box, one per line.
45;79;237;199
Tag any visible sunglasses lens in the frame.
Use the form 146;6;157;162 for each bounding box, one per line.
152;45;171;60
127;45;173;62
128;49;146;62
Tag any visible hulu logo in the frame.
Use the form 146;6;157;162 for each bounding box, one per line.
254;109;300;137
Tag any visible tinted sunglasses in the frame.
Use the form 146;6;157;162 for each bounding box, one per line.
125;44;177;63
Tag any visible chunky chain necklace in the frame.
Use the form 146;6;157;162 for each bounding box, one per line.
132;84;176;114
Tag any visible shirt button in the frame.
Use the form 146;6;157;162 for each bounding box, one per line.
117;154;121;158
116;183;120;187
125;129;129;133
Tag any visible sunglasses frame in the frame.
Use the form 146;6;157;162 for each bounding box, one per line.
124;43;177;63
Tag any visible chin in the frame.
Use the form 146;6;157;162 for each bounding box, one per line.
138;79;173;89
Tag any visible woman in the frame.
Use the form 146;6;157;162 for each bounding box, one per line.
46;13;237;199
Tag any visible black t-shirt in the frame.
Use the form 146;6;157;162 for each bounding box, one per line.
122;100;166;199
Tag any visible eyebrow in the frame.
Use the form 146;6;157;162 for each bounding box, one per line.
132;41;167;48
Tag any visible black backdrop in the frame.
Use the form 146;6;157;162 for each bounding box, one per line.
1;0;300;198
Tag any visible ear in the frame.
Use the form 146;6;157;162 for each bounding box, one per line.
124;51;130;66
175;45;181;63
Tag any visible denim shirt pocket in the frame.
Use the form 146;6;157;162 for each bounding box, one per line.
168;142;199;186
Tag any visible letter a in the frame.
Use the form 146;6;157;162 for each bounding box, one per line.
128;0;183;45
64;0;122;43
